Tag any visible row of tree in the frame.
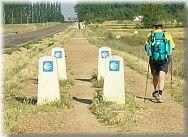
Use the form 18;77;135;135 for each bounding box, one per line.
4;2;65;24
74;3;185;28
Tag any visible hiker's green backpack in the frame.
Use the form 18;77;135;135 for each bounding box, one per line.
145;31;172;61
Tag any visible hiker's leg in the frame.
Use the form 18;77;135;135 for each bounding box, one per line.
149;60;159;91
153;74;159;91
158;59;169;92
158;71;166;91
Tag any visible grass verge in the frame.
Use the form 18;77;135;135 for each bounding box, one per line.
3;25;76;134
90;90;144;127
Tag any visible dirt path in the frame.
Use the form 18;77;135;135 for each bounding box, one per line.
17;30;119;134
17;29;184;134
122;67;184;134
57;31;119;134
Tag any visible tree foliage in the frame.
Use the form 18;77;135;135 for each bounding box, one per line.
74;3;185;27
3;2;65;24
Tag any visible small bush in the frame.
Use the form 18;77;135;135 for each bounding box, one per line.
92;77;104;88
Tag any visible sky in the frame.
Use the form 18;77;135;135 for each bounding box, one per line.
61;3;77;21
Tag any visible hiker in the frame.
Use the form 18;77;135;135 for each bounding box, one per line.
145;21;175;103
78;22;81;30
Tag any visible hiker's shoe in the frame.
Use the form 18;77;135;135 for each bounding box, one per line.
156;90;163;103
152;91;163;103
155;94;163;103
152;90;158;98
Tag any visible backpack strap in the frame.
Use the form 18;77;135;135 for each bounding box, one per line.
150;31;155;60
162;30;170;59
163;30;167;42
150;31;154;43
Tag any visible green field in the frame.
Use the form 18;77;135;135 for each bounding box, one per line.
4;22;60;35
86;21;185;103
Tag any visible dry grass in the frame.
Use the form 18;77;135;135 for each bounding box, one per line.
3;25;76;134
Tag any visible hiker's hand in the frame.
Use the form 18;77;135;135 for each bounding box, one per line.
172;48;175;50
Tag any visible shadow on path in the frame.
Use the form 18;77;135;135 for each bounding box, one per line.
75;78;92;83
20;78;38;84
15;96;37;105
134;95;161;103
73;96;92;105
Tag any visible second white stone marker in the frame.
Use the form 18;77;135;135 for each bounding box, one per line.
51;47;67;80
103;55;125;104
37;56;60;105
97;47;111;80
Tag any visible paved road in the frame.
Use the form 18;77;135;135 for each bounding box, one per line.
4;23;71;48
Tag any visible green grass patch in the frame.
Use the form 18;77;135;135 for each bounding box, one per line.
91;72;104;88
59;79;74;87
92;78;104;88
90;90;144;126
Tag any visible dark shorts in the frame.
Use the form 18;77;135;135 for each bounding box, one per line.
149;59;170;75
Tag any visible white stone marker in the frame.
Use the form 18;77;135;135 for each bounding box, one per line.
51;47;67;80
103;55;125;104
37;56;60;105
97;47;111;80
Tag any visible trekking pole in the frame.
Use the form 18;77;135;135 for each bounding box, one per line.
144;63;150;102
170;55;173;99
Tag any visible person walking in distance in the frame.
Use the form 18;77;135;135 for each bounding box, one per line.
145;21;175;103
78;21;81;30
